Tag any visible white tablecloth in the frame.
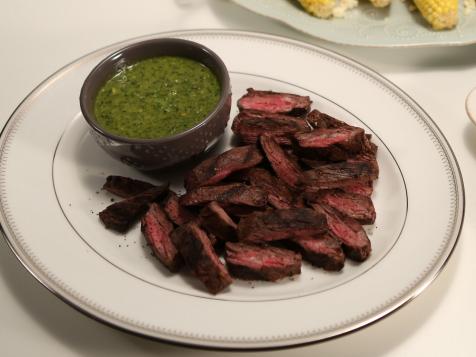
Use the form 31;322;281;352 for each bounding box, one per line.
1;1;475;356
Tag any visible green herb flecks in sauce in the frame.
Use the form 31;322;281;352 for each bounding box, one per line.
94;56;220;139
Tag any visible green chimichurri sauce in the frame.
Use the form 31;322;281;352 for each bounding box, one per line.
94;56;221;139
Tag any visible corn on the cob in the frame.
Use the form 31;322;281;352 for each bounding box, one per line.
297;0;358;18
369;0;391;8
413;0;458;30
298;0;336;18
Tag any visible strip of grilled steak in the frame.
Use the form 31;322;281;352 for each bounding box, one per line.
344;133;379;169
291;193;307;208
339;181;374;197
300;158;328;169
237;88;311;116
308;189;376;224
238;208;327;243
184;145;263;190
241;168;293;209
141;203;182;272
102;175;156;198
292;234;345;271
306;109;350;129
171;222;232;294
199;201;237;241
311;204;371;261
220;204;266;219
231;111;310;145
295;127;365;161
162;191;195;225
348;155;379;181
180;183;267;208
303;160;378;192
260;134;303;189
225;242;301;281
362;134;378;155
99;184;168;232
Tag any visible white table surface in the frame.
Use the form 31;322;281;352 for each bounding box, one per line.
1;1;475;356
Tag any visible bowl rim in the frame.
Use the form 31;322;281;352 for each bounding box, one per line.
79;37;231;144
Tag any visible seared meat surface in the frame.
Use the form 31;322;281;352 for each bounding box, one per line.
225;242;302;281
99;184;168;233
171;222;232;294
232;110;310;145
237;88;311;116
185;145;263;190
102;175;157;198
141;203;182;272
238;208;327;243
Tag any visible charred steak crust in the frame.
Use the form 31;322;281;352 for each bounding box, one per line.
237;88;312;116
303;160;378;192
241;168;293;209
312;204;371;262
225;242;301;281
231;111;310;145
260;134;303;189
306;109;350;129
102;175;157;198
237;208;327;243
180;183;268;208
141;203;182;272
99;184;169;233
295;126;365;161
338;181;374;197
184;145;263;190
171;222;232;294
292;234;345;271
162;191;195;225
309;189;376;224
219;203;266;219
199;201;238;241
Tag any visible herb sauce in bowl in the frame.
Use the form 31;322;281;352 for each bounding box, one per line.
94;56;221;139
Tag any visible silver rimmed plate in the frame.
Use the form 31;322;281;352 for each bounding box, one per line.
0;30;464;349
232;0;476;47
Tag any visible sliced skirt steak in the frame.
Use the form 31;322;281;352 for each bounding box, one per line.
237;88;311;116
312;203;371;261
99;184;168;233
102;175;157;198
180;183;267;208
292;234;345;271
232;110;310;145
141;203;182;272
162;191;195;225
237;208;327;243
171;222;232;294
185;145;263;190
225;242;301;281
308;189;376;224
260;134;303;189
199;201;238;241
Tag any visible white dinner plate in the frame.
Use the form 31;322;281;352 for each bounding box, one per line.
0;30;464;349
232;0;476;47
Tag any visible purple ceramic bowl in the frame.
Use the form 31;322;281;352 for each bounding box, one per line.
80;38;231;170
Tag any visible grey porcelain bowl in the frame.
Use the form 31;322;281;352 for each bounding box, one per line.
80;38;231;170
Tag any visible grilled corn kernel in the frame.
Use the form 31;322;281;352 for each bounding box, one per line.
413;0;458;30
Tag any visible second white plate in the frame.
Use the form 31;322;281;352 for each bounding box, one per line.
233;0;476;47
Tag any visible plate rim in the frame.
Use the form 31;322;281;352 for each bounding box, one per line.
0;29;465;350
